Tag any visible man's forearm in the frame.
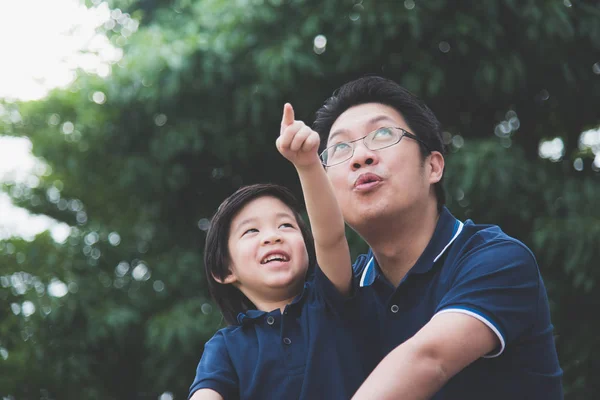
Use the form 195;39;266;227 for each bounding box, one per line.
352;340;448;400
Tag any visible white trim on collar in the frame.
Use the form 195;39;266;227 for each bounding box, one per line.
433;220;464;263
359;220;464;287
359;257;375;287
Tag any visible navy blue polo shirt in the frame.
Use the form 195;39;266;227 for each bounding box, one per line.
189;267;382;400
354;207;563;399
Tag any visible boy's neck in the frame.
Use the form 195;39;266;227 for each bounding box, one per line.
239;281;304;315
252;295;299;314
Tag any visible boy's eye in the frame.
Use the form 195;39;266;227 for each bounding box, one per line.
242;228;258;235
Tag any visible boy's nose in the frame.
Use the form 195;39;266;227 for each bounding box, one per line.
262;232;283;245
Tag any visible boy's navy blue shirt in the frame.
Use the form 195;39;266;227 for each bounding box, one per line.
354;207;563;399
189;267;381;400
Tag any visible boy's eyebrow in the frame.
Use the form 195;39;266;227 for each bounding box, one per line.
328;115;396;143
274;211;295;221
232;217;257;232
232;212;295;231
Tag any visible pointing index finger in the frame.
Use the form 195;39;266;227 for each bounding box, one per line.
281;103;295;131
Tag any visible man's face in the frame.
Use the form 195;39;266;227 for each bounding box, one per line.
325;103;439;230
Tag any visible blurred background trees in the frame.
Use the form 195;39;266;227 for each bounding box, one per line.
1;0;599;398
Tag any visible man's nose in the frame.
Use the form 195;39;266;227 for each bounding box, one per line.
350;142;378;171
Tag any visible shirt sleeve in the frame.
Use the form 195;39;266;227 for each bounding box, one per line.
189;331;238;399
312;264;358;312
434;237;540;358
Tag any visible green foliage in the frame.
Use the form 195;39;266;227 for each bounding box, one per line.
2;0;600;398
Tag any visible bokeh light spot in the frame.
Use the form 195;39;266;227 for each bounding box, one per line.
159;392;174;400
538;138;564;162
452;135;464;149
438;41;451;53
51;223;71;243
153;280;165;292
22;300;36;317
132;262;151;281
201;303;213;315
48;279;68;298
108;232;121;246
154;114;167;126
48;114;61;126
198;218;211;231
594;154;600;170
313;34;327;55
62;121;75;135
92;91;106;104
84;232;99;246
10;303;21;315
68;282;79;293
115;261;130;277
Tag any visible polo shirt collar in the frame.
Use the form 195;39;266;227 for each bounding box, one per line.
359;207;464;287
236;281;311;325
237;309;267;325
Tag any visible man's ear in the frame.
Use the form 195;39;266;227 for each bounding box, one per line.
212;271;238;285
428;151;445;184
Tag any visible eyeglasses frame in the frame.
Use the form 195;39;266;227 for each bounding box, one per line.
319;127;432;167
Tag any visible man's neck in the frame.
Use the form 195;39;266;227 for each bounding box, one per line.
359;202;440;287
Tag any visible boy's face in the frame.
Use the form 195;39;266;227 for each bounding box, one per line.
224;195;309;302
325;103;440;230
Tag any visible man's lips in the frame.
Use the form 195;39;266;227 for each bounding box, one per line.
354;172;383;190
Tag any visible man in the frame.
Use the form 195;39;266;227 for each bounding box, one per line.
312;76;563;399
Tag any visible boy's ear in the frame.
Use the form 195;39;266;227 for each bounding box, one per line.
212;271;237;285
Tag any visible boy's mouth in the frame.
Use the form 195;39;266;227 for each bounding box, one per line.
260;251;290;264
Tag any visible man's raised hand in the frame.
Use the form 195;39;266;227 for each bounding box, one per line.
276;103;321;169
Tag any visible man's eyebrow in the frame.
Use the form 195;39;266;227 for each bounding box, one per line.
328;128;349;143
328;115;398;143
367;115;396;127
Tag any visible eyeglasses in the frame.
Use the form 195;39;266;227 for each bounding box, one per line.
320;127;431;167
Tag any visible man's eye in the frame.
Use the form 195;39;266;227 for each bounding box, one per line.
330;142;350;156
372;127;394;139
334;142;350;151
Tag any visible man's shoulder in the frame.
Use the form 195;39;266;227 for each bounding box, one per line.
454;220;536;262
439;219;541;288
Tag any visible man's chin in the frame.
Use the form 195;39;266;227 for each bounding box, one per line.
346;202;392;227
